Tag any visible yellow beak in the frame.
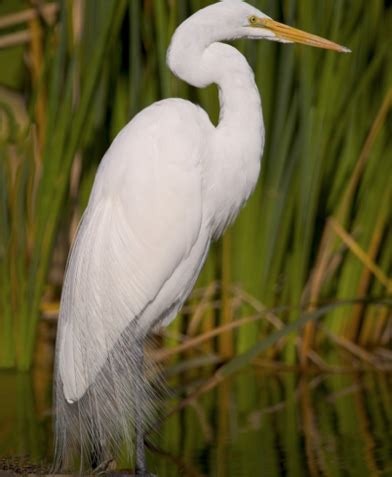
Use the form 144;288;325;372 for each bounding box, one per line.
254;18;351;53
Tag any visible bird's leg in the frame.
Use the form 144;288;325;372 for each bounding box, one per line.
91;438;103;470
107;337;157;477
134;339;146;474
133;338;157;477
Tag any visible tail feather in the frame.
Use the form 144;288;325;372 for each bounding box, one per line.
53;321;163;471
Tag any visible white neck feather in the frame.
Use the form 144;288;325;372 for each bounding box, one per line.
167;10;265;236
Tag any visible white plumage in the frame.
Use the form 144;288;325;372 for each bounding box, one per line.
59;100;213;403
54;0;349;473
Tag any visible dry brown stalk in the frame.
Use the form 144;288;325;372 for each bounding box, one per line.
326;383;362;403
321;326;380;366
187;281;217;336
301;222;334;367
0;30;30;48
232;285;284;329
350;198;390;341
337;87;392;223
0;3;59;29
155;312;267;362
329;218;392;291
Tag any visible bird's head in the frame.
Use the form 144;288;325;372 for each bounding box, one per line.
198;0;350;53
168;0;350;87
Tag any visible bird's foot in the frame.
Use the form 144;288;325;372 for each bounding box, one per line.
106;472;157;477
129;474;157;477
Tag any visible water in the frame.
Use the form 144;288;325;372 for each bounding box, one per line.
1;365;391;476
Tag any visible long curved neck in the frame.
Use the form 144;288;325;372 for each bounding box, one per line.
168;30;264;143
167;21;265;236
213;44;263;136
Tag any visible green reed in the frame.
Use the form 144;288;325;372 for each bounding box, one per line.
0;0;390;370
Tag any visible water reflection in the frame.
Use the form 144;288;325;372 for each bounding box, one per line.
0;367;391;476
153;371;392;476
0;372;51;461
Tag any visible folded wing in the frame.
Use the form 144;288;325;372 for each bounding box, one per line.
58;101;207;402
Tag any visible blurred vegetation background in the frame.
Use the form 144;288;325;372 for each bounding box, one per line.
0;0;391;373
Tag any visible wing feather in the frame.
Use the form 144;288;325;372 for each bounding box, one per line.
58;101;207;402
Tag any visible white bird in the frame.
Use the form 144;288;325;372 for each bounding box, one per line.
54;1;349;475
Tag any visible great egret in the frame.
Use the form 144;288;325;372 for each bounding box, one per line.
54;1;349;475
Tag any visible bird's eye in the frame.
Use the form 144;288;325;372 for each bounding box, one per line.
249;16;258;25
